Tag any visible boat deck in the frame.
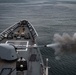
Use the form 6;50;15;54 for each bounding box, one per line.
0;44;42;75
0;20;45;75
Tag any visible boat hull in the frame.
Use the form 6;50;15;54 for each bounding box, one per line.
0;20;45;75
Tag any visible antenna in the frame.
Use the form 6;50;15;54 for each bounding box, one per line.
45;58;50;75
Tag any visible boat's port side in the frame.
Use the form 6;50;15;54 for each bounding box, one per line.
0;20;46;75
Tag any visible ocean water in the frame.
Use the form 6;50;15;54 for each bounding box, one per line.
0;0;76;75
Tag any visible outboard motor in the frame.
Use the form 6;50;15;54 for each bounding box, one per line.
16;57;27;71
